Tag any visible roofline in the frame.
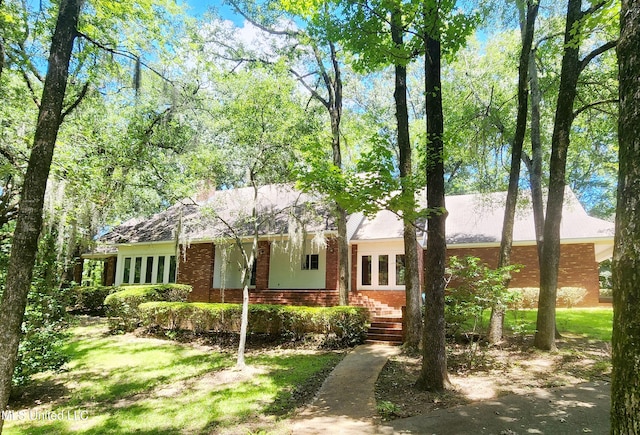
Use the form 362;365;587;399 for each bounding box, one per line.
81;252;117;259
446;236;614;250
94;231;339;250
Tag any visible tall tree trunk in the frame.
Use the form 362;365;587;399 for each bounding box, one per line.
0;0;82;425
489;0;538;344
325;41;349;306
611;1;640;431
237;178;259;368
391;7;421;350
416;32;451;392
525;50;545;266
534;0;582;351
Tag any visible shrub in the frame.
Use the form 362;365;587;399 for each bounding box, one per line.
511;286;588;309
139;302;368;347
557;287;587;308
69;286;117;315
105;284;192;332
445;256;521;338
511;287;540;309
1;229;71;387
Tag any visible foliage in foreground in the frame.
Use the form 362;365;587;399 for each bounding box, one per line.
0;230;71;387
104;284;192;331
140;302;368;347
68;286;118;315
445;256;521;338
3;320;344;434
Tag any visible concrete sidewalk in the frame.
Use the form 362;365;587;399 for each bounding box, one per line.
288;344;611;434
288;344;400;434
387;381;610;434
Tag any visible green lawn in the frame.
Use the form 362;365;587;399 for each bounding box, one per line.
503;307;613;341
4;319;343;434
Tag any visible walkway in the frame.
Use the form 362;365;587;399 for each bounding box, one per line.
288;344;611;434
288;344;400;434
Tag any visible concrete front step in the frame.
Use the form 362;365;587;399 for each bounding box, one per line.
365;338;403;346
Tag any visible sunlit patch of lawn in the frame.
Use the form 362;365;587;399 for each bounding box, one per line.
504;307;613;341
3;319;343;434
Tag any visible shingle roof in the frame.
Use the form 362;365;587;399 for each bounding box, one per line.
98;184;336;246
97;184;614;251
349;188;614;245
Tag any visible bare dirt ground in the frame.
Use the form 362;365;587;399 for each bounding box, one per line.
375;334;611;421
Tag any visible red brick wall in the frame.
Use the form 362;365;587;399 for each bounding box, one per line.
103;257;117;287
356;290;407;308
178;243;215;302
447;243;601;307
351;244;358;292
325;237;339;290
256;241;271;290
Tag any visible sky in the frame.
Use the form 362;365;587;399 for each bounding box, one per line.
180;0;245;25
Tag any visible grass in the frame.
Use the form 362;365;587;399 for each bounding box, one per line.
4;318;343;434
503;307;613;341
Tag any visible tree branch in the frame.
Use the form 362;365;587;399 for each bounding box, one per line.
573;98;618;118
76;31;173;85
61;81;90;121
227;0;302;38
579;40;617;72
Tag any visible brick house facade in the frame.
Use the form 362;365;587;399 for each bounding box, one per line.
88;185;614;310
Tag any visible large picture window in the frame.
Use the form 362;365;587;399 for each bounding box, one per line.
134;257;142;283
359;252;406;289
145;257;154;283
379;255;389;285
362;255;372;286
396;255;405;286
156;256;165;283
168;255;177;283
120;254;177;285
123;257;132;284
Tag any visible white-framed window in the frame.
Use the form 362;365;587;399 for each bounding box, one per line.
302;254;320;270
358;252;406;290
118;254;176;285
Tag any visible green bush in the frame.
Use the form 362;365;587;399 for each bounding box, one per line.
69;286;117;315
511;286;588;309
445;256;521;338
105;284;192;332
139;302;367;347
1;229;71;387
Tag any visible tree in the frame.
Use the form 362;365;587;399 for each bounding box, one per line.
0;0;82;425
325;0;423;348
221;0;352;306
611;0;640;430
182;66;319;367
489;0;539;344
534;0;617;350
414;0;479;392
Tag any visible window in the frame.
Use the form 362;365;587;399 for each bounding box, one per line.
302;254;319;270
145;257;154;283
250;260;257;286
156;256;165;283
362;255;372;286
379;255;389;285
168;255;177;283
123;257;132;284
396;255;406;286
134;257;142;283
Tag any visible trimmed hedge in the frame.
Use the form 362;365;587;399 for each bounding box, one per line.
511;286;588;309
139;302;368;347
69;286;117;315
105;284;192;331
